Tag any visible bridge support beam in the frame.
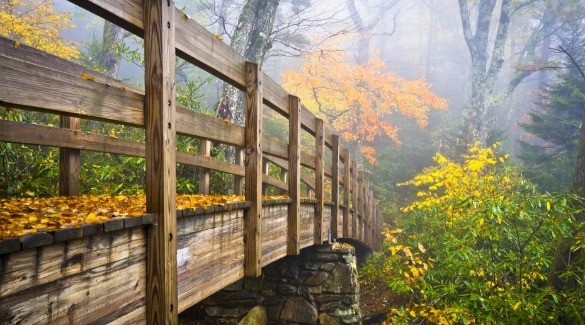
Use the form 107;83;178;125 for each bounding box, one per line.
144;0;178;323
244;61;263;277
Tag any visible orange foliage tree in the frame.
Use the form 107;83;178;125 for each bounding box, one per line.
282;50;448;163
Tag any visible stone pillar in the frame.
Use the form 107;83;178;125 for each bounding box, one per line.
196;243;362;325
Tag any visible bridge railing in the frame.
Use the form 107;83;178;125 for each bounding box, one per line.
0;0;384;322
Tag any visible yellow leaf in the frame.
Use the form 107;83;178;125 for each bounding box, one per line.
14;40;20;48
479;218;484;226
183;13;191;19
513;301;521;310
81;73;96;81
417;242;426;253
224;118;230;123
409;310;416;317
28;216;38;223
546;201;551;211
214;34;223;40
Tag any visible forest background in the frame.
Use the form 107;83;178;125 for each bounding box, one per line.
1;0;585;323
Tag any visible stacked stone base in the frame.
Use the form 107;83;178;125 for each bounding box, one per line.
196;243;362;324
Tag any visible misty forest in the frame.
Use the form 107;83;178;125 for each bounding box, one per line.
1;0;585;324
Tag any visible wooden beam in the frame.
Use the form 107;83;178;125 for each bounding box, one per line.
198;140;210;195
351;160;358;239
59;116;80;196
287;95;301;255
262;158;269;195
331;135;339;240
358;171;364;241
264;155;315;191
314;118;325;244
144;0;177;323
342;149;350;238
244;61;263;277
234;148;243;195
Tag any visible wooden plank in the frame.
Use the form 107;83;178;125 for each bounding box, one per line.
342;148;350;238
351;160;358;239
263;75;289;117
261;205;288;267
263;135;288;160
0;51;245;147
144;0;177;323
234;148;243;195
0;120;249;177
363;181;369;245
176;106;244;147
262;157;269;195
198;140;210;194
358;171;364;241
176;210;244;311
262;174;288;191
59;116;80;196
331;135;340;240
264;154;315;191
288;95;301;255
314;118;325;245
0;54;144;125
244;61;263;277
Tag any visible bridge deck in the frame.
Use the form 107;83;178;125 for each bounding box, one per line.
0;202;359;324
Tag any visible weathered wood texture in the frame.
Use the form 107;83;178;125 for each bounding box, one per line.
300;203;316;249
288;96;301;255
244;62;263;277
331;135;339;240
198;140;211;194
0;228;147;324
59;116;81;196
261;204;288;267
314;119;325;244
342;149;351;238
176;209;245;311
144;0;178;322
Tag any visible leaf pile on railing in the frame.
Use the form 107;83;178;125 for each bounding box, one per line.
0;194;290;240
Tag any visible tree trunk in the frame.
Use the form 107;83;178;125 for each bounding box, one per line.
96;21;129;77
220;0;280;124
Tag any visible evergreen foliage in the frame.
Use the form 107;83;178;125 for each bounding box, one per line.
518;72;585;192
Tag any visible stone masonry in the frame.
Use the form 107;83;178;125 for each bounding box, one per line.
194;242;362;324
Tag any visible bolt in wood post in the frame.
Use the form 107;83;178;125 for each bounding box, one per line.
331;134;339;240
342;148;350;238
144;0;178;323
244;61;263;277
315;118;325;245
59;116;80;196
198;139;210;194
287;95;301;255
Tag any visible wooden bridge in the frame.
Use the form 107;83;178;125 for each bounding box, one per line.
0;0;384;323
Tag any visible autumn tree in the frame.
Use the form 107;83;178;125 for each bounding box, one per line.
282;50;448;164
0;0;79;59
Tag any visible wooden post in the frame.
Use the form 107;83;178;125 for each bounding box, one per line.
358;171;364;241
234;148;243;195
280;168;287;195
351;160;358;239
315;118;325;244
198;139;210;194
244;61;263;277
370;190;375;248
363;181;369;245
59;116;80;196
342;148;350;238
331;135;339;240
288;95;301;255
262;157;269;195
144;0;177;323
